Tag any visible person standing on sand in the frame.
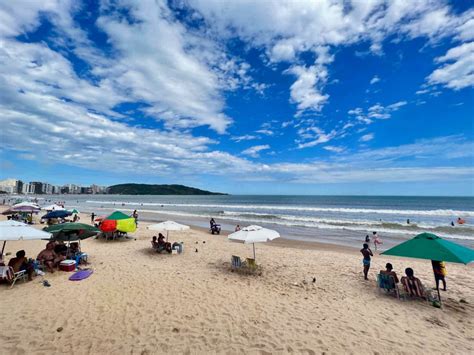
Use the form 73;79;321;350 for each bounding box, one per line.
431;260;447;291
133;210;138;226
91;212;95;224
235;225;241;232
365;234;370;243
360;243;373;280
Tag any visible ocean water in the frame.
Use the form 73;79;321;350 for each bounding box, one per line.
32;195;474;249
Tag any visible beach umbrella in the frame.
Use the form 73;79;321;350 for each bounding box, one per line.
228;225;280;260
42;210;72;219
44;223;100;241
382;232;474;303
0;220;52;254
69;209;80;214
100;211;136;233
147;220;189;241
11;202;40;213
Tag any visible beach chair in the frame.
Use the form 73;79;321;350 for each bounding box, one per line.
400;277;432;301
231;255;243;270
377;273;400;299
10;269;27;288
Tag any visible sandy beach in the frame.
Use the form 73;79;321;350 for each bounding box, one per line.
1;208;473;355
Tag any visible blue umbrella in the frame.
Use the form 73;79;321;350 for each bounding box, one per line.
42;210;72;219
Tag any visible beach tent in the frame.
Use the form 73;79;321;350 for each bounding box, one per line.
382;232;474;303
0;220;51;254
100;211;136;233
147;221;189;241
44;223;99;242
228;225;280;260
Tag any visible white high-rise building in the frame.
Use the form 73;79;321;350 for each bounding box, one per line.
0;179;23;194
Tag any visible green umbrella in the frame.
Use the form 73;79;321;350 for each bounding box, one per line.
44;223;100;241
382;233;474;264
69;209;80;214
382;233;474;304
105;211;131;220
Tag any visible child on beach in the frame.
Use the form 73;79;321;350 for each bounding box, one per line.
373;231;382;251
360;243;373;280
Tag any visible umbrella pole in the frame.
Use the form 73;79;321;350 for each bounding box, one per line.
253;243;256;260
1;241;6;256
166;231;169;242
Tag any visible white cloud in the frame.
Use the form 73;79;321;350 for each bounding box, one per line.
286;64;329;115
427;41;474;90
323;146;344;153
297;126;336;149
231;135;260;142
370;75;380;84
255;129;274;136
241;145;270;158
347;100;407;124
360;133;374;142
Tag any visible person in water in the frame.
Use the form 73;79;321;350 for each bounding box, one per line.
365;234;370;243
457;217;466;224
360;243;373;280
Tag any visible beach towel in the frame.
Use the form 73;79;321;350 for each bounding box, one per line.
69;269;93;281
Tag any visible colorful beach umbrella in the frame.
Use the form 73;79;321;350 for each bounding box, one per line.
100;211;136;233
228;225;280;260
382;233;474;304
69;209;80;214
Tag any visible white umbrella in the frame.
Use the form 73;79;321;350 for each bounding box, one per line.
147;221;190;241
0;220;52;254
228;225;280;260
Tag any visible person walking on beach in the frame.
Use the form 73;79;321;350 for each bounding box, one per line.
360;243;373;280
431;260;447;291
365;234;370;243
373;231;382;251
133;210;138;226
91;212;95;224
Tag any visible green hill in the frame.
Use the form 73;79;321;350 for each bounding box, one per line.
106;183;226;195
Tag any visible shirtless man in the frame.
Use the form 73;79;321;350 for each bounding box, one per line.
8;250;35;281
360;243;373;280
380;263;399;283
37;242;65;273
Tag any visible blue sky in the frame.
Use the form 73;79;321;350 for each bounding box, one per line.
0;0;473;195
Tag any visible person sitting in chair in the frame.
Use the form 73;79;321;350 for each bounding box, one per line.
8;250;35;281
37;242;66;273
380;263;399;284
401;268;425;298
157;233;172;253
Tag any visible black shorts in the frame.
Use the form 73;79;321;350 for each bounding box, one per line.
434;274;445;281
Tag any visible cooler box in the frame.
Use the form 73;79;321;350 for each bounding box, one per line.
59;260;76;272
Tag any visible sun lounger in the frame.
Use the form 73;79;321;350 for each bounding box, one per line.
377;273;400;299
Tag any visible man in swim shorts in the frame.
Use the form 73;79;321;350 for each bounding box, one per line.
360;243;373;280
